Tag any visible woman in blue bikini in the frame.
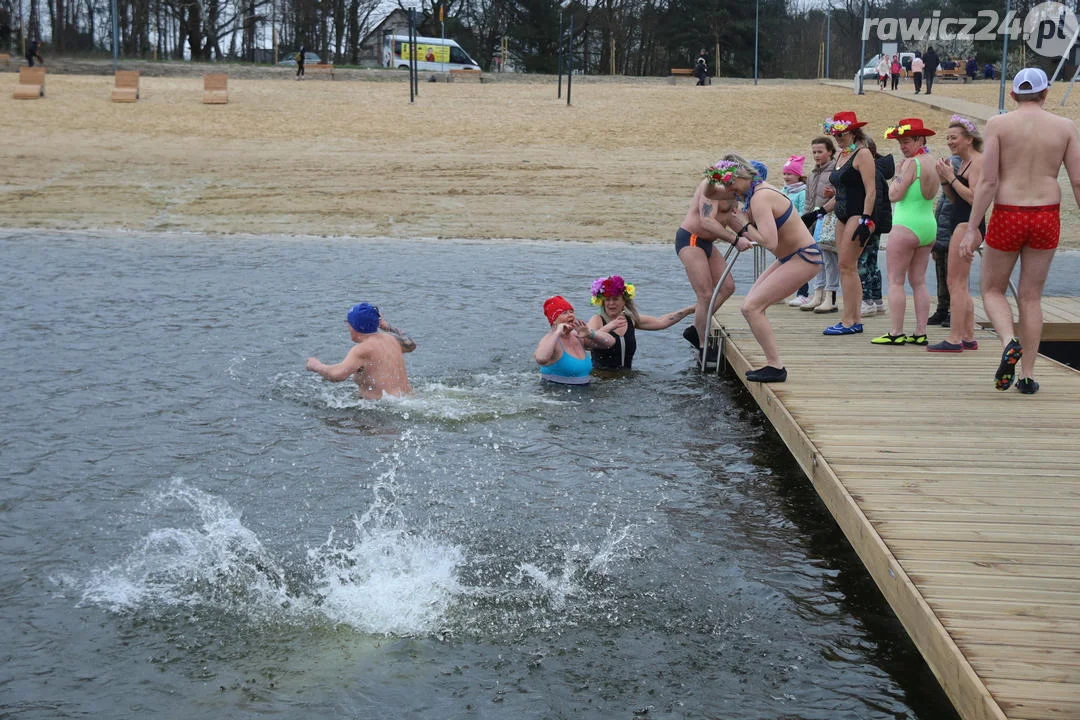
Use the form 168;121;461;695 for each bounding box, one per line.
534;296;615;385
711;154;823;383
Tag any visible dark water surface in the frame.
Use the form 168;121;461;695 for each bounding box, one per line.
7;229;1045;719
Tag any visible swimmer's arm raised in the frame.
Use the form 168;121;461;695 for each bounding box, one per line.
636;305;695;330
379;318;416;353
306;345;365;382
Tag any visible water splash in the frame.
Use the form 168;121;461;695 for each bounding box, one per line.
78;471;464;636
270;369;573;421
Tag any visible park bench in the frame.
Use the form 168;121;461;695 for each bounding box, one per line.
937;67;961;81
13;66;45;99
449;68;484;83
111;70;139;102
0;53;11;65
669;68;709;85
203;73;228;104
307;62;334;79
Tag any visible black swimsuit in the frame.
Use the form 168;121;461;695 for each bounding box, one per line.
829;148;868;223
949;165;987;236
592;314;637;370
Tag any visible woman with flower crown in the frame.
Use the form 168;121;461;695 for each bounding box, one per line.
929;115;985;353
675;162;755;355
871;117;940;346
711;153;823;383
585;275;695;371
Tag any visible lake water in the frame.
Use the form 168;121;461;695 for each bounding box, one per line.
13;229;1072;719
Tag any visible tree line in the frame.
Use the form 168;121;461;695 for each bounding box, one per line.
0;0;1034;77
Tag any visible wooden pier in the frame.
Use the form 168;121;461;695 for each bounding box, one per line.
711;297;1080;720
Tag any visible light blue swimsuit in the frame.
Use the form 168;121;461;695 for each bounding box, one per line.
540;341;592;385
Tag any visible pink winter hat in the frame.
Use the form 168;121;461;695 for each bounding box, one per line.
782;155;805;177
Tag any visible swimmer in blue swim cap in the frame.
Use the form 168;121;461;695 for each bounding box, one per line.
306;303;417;399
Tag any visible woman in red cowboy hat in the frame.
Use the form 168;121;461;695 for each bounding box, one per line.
871;117;940;346
817;111;877;336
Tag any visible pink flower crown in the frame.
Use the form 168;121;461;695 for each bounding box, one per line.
590;275;636;305
950;115;978;134
704;161;740;186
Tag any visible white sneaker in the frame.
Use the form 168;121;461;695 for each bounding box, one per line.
875;300;887;314
860;300;877;316
788;295;809;307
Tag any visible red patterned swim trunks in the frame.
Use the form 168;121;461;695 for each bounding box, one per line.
984;203;1060;252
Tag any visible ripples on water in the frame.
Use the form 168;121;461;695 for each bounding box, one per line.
1;231;958;719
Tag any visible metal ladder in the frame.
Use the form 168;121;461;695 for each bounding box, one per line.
699;243;765;373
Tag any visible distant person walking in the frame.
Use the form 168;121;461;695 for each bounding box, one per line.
890;55;901;90
876;54;890;90
695;50;709;86
25;39;43;67
295;46;306;80
911;53;924;94
959;68;1080;393
923;46;939;95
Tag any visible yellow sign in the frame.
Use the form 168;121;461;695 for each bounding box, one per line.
399;43;449;63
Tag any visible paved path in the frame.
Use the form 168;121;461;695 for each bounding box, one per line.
820;79;997;121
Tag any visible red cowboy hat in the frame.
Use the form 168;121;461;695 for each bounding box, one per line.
825;111;868;135
885;117;936;139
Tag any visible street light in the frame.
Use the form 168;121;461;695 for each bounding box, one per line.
857;0;867;94
753;0;759;85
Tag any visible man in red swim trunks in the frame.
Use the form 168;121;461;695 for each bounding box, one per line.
959;67;1080;394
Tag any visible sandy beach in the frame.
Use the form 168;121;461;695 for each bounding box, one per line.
2;68;1079;247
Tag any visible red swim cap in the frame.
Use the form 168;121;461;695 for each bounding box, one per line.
543;295;573;325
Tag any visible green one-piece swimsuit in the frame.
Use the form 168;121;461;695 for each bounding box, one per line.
891;157;937;247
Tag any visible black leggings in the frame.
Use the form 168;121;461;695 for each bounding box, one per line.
891;74;899;90
913;72;922;92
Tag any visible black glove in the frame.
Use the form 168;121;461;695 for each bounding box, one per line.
852;214;876;246
800;207;824;229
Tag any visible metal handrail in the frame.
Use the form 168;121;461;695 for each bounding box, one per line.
974;245;1019;299
699;243;750;372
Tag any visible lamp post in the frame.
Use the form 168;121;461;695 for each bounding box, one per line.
753;0;759;85
825;9;831;79
998;0;1010;112
857;0;867;94
112;0;119;71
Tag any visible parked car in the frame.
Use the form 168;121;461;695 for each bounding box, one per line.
278;51;322;66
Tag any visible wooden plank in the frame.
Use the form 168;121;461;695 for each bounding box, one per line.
712;295;1080;720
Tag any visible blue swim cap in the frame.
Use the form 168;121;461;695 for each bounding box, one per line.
750;160;768;181
347;303;380;333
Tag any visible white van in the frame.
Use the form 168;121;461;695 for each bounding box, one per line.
383;35;481;72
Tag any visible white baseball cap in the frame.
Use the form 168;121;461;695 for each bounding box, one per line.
1013;67;1049;94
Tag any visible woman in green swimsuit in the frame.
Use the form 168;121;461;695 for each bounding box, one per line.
872;118;940;346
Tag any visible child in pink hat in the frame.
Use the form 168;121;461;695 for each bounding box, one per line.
781;155;810;306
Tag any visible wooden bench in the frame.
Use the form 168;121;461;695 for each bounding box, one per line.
306;62;334;79
0;53;11;65
13;66;45;99
203;73;227;104
111;70;139;102
449;68;484;83
937;67;961;81
669;68;709;85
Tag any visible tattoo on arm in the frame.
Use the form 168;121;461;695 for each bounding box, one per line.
701;202;713;217
383;324;417;351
